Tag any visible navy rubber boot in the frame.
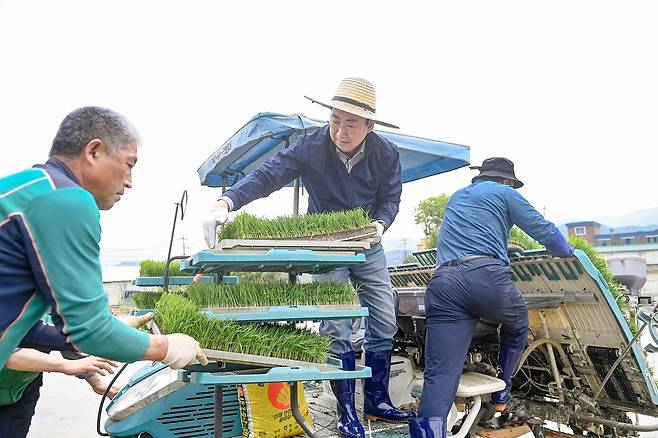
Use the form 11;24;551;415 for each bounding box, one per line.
491;345;525;411
363;350;416;422
330;351;365;438
408;416;447;438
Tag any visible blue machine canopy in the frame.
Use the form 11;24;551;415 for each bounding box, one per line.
198;112;470;188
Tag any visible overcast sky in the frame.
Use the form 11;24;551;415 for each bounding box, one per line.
1;1;656;265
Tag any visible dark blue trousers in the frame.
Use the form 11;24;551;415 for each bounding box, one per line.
0;373;43;438
418;258;528;417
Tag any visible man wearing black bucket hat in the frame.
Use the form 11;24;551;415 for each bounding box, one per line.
409;157;574;438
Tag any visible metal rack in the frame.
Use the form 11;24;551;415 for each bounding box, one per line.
106;243;372;438
133;276;219;286
181;248;366;275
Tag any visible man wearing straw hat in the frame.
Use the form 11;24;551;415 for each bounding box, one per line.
204;78;414;437
409;157;573;437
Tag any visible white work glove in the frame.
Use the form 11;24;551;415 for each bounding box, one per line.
118;312;155;328
369;221;385;244
203;207;229;249
163;334;209;369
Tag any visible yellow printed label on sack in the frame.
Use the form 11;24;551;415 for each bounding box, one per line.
238;382;314;438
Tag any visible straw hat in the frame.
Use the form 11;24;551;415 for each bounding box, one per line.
304;77;399;129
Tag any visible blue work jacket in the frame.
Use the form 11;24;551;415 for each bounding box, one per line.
223;125;402;229
437;179;567;265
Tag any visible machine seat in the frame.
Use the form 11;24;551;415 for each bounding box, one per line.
457;372;506;398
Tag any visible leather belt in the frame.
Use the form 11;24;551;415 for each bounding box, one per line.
439;255;494;267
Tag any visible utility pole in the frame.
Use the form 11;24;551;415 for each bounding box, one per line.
178;236;188;255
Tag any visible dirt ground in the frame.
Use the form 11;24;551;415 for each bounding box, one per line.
28;362;145;438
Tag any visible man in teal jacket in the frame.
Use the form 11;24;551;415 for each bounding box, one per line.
0;107;207;398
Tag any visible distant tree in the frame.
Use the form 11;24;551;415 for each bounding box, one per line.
403;255;418;264
413;195;550;252
414;194;450;248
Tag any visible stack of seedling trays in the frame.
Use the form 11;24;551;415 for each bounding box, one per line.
154;282;367;365
130;260;238;311
133;259;220;287
135;210;374;437
182;211;375;276
172;210;373;357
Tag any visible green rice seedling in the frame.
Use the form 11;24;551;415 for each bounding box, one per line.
186;282;358;309
132;292;162;309
235;272;286;283
569;236;637;334
508;226;542;250
139;260;185;277
155;294;332;363
218;209;372;240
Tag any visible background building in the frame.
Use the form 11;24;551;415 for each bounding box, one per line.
566;221;658;298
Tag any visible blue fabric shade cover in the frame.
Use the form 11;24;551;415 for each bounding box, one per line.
198;112;470;188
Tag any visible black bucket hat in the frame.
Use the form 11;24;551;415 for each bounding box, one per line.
470;157;524;188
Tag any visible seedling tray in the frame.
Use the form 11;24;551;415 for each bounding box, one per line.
201;304;368;322
285;225;377;242
183;352;371;384
181;249;365;274
133;276;213;286
215;238;370;255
